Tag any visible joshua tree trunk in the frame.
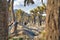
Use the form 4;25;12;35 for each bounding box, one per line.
45;0;60;40
12;0;15;21
39;14;42;26
0;0;8;40
34;16;36;24
8;0;14;25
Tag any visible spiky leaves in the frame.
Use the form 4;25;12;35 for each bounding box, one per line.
24;0;34;6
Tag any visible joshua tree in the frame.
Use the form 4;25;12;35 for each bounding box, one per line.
8;0;19;36
30;10;36;24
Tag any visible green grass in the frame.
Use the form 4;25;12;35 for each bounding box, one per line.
19;38;23;40
13;38;17;40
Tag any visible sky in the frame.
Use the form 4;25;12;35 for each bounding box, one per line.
14;0;47;14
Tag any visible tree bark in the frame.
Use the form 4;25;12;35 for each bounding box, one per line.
45;0;60;40
0;0;8;40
